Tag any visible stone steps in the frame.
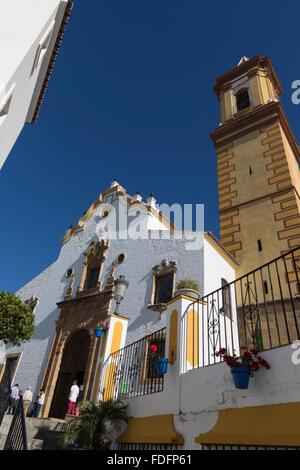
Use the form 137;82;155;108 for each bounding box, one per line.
0;414;66;450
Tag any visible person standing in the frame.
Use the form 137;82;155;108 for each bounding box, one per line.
75;385;84;416
7;384;19;415
34;390;45;418
23;387;33;417
67;380;79;416
30;393;39;417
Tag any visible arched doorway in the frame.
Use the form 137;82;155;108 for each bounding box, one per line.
49;329;90;419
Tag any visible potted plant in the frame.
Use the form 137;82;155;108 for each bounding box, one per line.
215;347;271;389
58;399;128;450
174;279;200;300
150;344;168;374
94;320;109;338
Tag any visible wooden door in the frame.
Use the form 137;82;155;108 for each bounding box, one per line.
49;330;90;419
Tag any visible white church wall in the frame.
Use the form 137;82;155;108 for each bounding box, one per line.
176;342;300;449
4;195;205;397
203;236;236;295
4;185;236;411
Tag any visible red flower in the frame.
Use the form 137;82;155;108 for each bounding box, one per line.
219;348;227;355
250;349;258;356
250;361;259;369
150;344;157;353
243;351;251;359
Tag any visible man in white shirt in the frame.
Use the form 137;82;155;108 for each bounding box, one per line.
67;380;79;416
23;387;33;417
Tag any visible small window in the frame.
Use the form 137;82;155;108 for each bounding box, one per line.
221;278;231;318
263;281;269;295
249;166;252;175
117;253;127;264
3;353;22;385
154;274;173;304
31;22;54;74
236;88;250;112
0;95;12;117
257;239;262;252
148;260;177;311
87;267;100;289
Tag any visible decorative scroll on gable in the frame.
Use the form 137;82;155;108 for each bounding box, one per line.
25;295;39;312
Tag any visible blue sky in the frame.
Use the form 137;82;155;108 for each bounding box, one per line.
1;0;300;292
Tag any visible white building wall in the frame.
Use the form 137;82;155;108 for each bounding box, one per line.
116;291;300;449
203;236;236;295
0;0;69;169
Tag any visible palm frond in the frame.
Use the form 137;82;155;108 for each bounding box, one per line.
58;399;128;450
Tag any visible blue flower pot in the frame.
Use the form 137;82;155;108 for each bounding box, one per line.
231;366;250;389
155;358;168;375
94;327;103;338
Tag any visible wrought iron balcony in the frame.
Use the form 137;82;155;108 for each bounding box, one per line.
98;328;166;401
182;246;300;372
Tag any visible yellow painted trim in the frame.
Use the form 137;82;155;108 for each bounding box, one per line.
60;199;103;245
108;313;130;321
195;402;300;447
187;309;199;368
110;321;123;355
60;184;174;245
168;310;178;365
166;295;206;306
117;414;184;445
103;363;116;402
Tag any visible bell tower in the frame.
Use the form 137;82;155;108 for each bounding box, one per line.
211;55;300;278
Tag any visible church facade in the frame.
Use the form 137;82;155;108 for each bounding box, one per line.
1;180;236;419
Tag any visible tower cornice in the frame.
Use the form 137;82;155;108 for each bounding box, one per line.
213;55;283;100
210;101;300;160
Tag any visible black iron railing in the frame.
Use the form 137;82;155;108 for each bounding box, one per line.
182;246;300;372
98;328;166;401
117;443;178;450
0;362;11;427
4;395;28;450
